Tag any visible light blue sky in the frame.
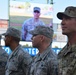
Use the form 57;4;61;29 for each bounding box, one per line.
0;0;76;23
53;0;76;23
0;0;9;19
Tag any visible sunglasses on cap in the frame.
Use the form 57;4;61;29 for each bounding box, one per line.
34;11;40;13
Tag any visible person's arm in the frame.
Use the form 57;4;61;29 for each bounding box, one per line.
46;58;58;75
21;21;27;41
40;20;45;25
35;58;58;75
21;52;32;75
64;53;76;75
0;47;9;75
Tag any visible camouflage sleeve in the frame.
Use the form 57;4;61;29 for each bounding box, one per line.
35;58;58;75
40;21;45;25
0;61;6;75
42;21;45;25
47;58;58;75
65;53;76;75
21;52;32;75
21;21;28;41
0;48;9;75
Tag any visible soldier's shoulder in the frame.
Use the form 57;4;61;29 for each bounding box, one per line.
26;18;33;22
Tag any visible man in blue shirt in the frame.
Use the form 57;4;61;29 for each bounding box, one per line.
21;7;45;41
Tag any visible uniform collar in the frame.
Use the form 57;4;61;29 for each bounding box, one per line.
9;44;21;59
38;45;51;60
58;44;76;57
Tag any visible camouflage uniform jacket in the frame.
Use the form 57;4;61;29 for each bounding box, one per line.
30;45;58;75
0;46;9;75
22;18;45;41
5;45;32;75
58;44;76;75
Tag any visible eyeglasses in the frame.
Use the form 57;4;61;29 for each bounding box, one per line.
34;11;40;13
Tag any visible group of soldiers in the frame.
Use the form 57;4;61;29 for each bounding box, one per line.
0;6;76;75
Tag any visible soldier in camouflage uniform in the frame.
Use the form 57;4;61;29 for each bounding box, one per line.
0;35;9;75
22;7;45;41
57;6;76;75
29;26;58;75
3;27;32;75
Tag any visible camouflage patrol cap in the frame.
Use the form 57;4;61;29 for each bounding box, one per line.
29;25;53;39
3;27;21;39
34;7;41;12
57;6;76;20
